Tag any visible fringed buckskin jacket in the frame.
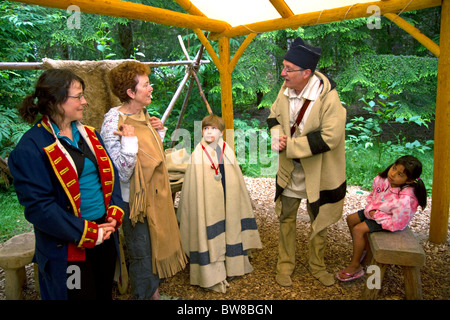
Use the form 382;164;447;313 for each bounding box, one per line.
267;71;347;240
9;116;124;299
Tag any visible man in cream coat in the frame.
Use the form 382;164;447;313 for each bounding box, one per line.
267;37;347;287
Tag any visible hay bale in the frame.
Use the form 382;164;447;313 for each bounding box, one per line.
42;58;134;130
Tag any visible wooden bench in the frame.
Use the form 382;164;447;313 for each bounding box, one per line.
0;233;35;300
362;227;425;300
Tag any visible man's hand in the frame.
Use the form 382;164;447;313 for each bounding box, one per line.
271;135;287;152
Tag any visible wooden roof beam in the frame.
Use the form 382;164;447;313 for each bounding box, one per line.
173;0;206;17
11;0;230;33
0;60;211;71
193;28;223;74
269;0;294;18
209;0;441;40
229;33;257;73
384;12;440;57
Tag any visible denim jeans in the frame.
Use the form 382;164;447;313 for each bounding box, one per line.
121;202;161;299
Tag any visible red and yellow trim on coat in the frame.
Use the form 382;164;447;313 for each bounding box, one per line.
107;205;124;231
43;139;98;260
43;141;82;218
40;117;123;260
83;125;124;228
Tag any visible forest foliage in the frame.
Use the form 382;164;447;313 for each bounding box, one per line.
0;1;440;190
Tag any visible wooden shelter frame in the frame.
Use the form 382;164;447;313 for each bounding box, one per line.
0;39;213;173
0;48;213;139
3;0;449;244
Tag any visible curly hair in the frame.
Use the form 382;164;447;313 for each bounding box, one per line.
109;61;150;103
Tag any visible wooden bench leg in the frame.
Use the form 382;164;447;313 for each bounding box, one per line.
403;266;423;300
33;263;40;295
3;266;27;300
361;257;387;300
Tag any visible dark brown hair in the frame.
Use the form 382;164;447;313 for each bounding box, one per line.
378;155;427;209
18;69;85;124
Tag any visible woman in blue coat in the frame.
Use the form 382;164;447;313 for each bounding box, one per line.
8;69;124;300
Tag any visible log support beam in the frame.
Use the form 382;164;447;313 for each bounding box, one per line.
429;0;450;244
383;12;440;57
193;30;257;148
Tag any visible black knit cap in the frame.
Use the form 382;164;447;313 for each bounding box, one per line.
284;37;321;72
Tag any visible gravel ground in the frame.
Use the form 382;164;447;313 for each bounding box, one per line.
1;177;449;301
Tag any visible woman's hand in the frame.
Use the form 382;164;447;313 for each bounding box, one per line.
114;124;135;137
98;217;118;241
148;116;164;131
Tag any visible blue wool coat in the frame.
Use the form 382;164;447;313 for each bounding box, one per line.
9;117;124;300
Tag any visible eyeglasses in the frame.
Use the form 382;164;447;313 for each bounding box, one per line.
282;66;305;73
67;94;86;101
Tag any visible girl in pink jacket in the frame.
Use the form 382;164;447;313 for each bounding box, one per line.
337;155;427;281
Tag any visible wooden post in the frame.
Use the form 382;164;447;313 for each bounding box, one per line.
429;0;450;244
195;31;256;148
218;37;234;148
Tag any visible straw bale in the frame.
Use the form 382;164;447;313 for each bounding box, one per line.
42;58;132;130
